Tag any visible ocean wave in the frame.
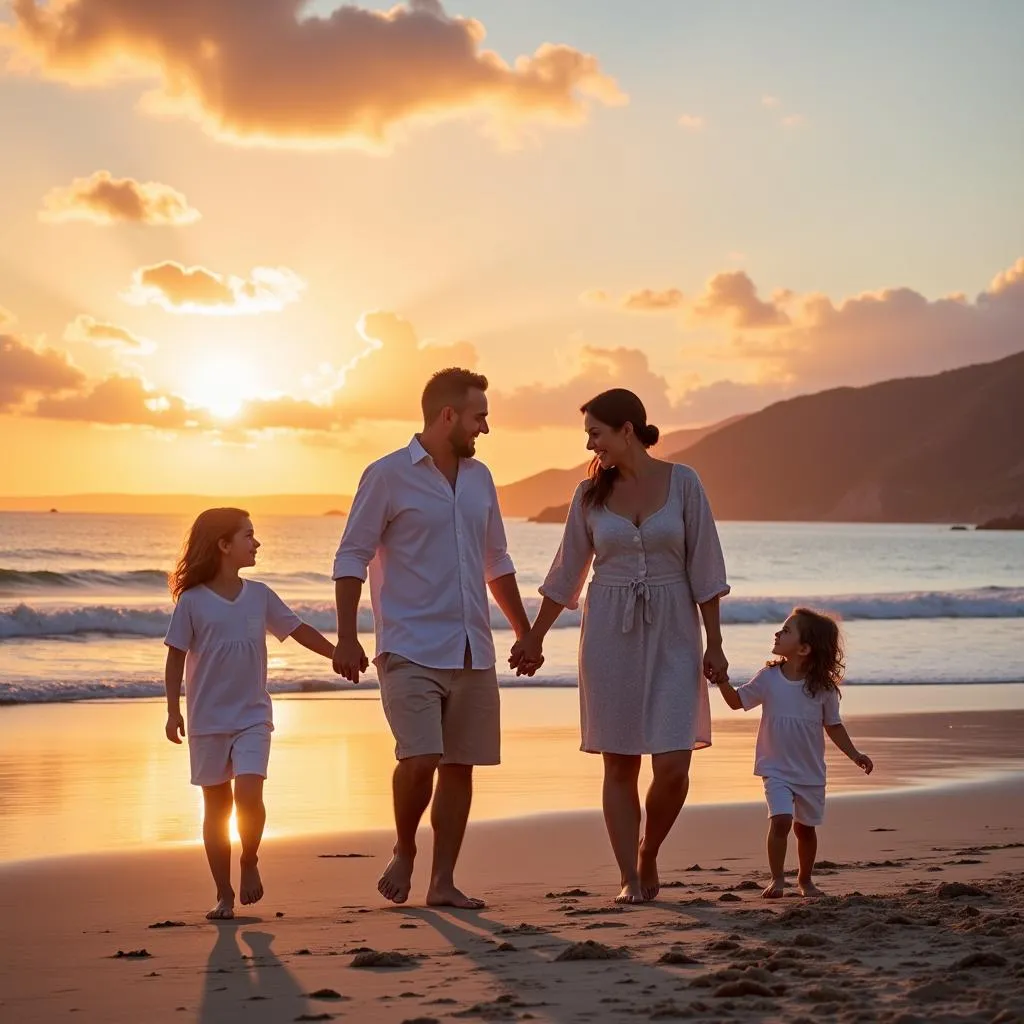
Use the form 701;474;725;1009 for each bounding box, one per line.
1;587;1022;640
0;567;332;595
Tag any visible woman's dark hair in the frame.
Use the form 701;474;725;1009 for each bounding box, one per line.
579;388;660;509
169;507;250;601
769;607;845;699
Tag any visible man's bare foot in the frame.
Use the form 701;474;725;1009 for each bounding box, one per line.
638;842;660;902
206;897;235;920
239;862;263;906
798;879;824;897
761;879;785;899
425;883;485;909
614;880;644;904
378;852;415;904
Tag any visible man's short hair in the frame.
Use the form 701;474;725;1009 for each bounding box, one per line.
421;367;488;423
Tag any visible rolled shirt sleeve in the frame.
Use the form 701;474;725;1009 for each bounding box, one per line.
484;472;516;582
539;482;595;610
332;463;390;581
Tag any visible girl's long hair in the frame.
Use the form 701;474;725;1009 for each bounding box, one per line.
169;507;249;601
770;607;845;699
580;389;660;510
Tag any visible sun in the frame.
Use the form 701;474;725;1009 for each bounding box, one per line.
183;356;260;419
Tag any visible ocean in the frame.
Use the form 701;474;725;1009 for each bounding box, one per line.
0;511;1023;704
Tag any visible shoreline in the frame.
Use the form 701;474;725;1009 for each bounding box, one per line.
2;676;1024;709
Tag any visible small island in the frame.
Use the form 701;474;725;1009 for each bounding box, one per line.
323;509;347;517
529;503;569;524
976;513;1024;531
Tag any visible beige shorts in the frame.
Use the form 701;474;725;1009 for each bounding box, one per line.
376;653;500;765
189;723;272;787
763;777;826;826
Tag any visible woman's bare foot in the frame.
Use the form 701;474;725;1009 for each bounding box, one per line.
798;878;824;897
378;852;415;904
426;882;485;909
614;880;644;904
638;842;660;902
239;862;263;906
761;878;786;899
206;896;235;920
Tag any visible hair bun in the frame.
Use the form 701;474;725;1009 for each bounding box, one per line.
639;423;660;448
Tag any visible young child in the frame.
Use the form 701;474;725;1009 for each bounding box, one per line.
164;507;335;920
714;607;873;899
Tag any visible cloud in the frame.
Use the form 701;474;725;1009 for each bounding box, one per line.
761;95;781;108
125;262;304;314
677;114;705;130
39;170;200;225
729;257;1024;390
581;287;685;313
0;328;86;411
3;0;625;149
0;305;15;328
780;114;806;128
491;346;679;429
690;271;791;328
33;373;200;428
329;311;478;423
64;314;155;353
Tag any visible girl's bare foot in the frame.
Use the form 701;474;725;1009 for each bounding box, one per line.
425;883;485;909
638;843;660;902
206;896;235;920
239;862;263;906
615;880;644;904
798;879;824;897
378;852;415;904
761;879;785;899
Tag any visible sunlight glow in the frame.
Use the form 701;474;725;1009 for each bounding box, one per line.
183;356;260;419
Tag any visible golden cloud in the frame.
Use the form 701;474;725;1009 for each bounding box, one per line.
677;114;705;130
4;0;626;148
40;170;200;225
34;373;200;428
64;314;154;352
581;287;685;313
0;327;86;411
690;271;790;328
125;261;304;314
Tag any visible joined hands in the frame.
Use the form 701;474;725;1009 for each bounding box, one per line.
509;633;544;677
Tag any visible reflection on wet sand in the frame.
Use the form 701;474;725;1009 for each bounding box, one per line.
1;689;1023;863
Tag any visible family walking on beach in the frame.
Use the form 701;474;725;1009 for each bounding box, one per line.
163;368;873;921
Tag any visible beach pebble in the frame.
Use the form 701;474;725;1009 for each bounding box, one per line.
938;882;988;900
352;950;417;968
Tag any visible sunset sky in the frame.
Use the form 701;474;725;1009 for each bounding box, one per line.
2;0;1023;496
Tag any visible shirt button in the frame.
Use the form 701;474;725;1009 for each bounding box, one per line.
633;535;641;544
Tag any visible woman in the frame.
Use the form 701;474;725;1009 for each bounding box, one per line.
512;389;730;903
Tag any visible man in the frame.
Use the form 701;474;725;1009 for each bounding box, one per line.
332;367;538;908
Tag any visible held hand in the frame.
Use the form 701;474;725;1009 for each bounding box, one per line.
165;710;185;744
703;644;729;686
510;634;544;677
853;751;874;774
333;636;369;683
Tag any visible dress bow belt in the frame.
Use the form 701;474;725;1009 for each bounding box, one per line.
622;577;654;633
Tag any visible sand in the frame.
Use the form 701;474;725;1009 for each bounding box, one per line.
2;774;1023;1023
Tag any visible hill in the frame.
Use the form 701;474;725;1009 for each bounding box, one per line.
531;351;1024;523
497;418;742;518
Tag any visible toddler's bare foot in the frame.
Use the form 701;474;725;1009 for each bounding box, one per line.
426;882;485;909
239;862;263;906
206;895;235;920
761;878;785;899
638;842;660;902
378;852;415;904
798;879;824;897
615;880;644;904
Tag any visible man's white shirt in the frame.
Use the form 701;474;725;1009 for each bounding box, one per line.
332;436;515;670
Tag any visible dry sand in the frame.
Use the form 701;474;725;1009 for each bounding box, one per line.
2;775;1023;1023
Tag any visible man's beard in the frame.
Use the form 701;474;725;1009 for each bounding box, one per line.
450;424;476;459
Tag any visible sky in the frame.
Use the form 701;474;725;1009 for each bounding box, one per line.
2;0;1023;496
